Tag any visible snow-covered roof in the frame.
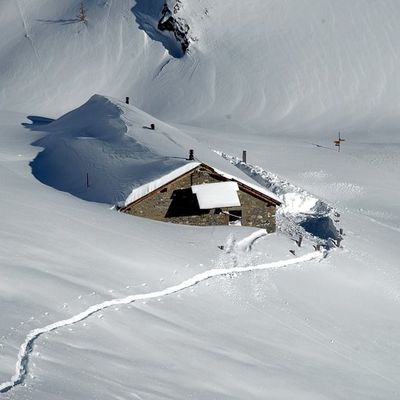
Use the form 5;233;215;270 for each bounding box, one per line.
124;162;281;207
124;162;200;206
192;182;240;209
212;167;281;204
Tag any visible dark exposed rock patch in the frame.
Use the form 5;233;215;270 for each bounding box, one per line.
158;1;190;54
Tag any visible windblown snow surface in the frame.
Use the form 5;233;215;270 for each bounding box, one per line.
1;1;400;399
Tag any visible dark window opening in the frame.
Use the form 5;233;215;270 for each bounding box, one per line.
165;188;208;217
229;210;242;225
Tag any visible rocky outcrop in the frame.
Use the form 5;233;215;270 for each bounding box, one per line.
158;1;190;54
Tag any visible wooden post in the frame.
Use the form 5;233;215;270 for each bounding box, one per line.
125;97;129;104
150;123;155;130
296;235;303;247
334;132;345;152
86;172;89;188
242;150;247;163
339;228;343;235
188;149;194;160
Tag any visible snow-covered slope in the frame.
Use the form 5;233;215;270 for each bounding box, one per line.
1;94;400;400
1;1;400;399
2;0;400;138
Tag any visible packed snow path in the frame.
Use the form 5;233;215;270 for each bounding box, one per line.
0;231;325;394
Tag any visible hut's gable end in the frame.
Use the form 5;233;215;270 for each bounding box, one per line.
124;167;227;225
124;166;277;232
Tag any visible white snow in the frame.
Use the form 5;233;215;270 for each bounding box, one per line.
0;232;324;394
212;166;282;204
280;192;319;215
1;1;400;399
192;181;240;209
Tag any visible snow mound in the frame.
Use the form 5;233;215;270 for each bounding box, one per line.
28;95;193;204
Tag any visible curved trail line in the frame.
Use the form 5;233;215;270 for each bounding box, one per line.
0;244;324;393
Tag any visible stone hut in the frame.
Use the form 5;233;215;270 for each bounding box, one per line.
120;163;281;232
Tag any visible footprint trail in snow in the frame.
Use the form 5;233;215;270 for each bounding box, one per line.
0;230;325;394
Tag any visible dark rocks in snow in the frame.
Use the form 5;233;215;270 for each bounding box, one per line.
158;1;190;54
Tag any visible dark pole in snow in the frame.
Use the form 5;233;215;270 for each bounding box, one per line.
296;235;303;247
242;150;247;163
188;149;194;160
125;97;130;104
86;173;89;188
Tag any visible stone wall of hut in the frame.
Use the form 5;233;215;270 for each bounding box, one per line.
123;167;277;232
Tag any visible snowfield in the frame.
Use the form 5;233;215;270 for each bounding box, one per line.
1;1;400;399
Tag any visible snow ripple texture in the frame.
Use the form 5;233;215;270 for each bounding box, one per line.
0;230;325;394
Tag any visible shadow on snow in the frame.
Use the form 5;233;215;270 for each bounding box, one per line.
36;18;81;25
131;0;184;58
22;106;185;206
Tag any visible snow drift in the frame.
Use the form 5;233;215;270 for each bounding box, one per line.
28;95;191;204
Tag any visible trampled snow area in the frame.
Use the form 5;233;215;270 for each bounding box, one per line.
1;1;400;399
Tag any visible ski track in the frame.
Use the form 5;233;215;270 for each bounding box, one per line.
0;230;325;394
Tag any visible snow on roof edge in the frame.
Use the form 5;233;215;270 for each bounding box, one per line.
123;162;281;207
124;162;200;206
212;167;282;204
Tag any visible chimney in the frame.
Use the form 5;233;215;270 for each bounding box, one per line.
188;149;194;160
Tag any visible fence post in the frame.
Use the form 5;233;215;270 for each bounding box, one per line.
296;235;303;247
